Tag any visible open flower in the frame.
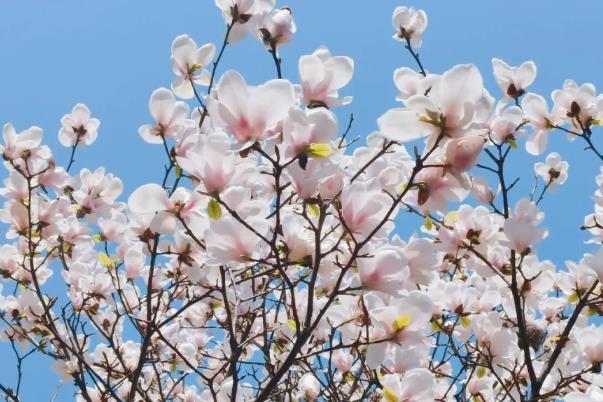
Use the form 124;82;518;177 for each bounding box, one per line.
170;35;216;99
58;104;100;147
139;88;191;144
215;0;275;43
378;64;484;144
391;6;428;48
503;199;548;255
298;47;354;108
492;58;537;99
522;93;561;155
358;248;409;296
534;152;569;191
209;70;295;143
255;7;296;49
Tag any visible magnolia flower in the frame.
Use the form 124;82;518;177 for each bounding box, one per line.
381;369;435;402
575;326;603;364
214;0;275;43
488;105;523;144
139;88;191;144
208;70;295;143
205;216;269;264
391;6;428;48
409;163;469;214
128;184;203;234
491;58;537;99
444;133;486;173
583;247;603;282
255;7;296;48
358;248;408;295
281;107;338;158
378;64;484;144
367;291;434;368
298;47;354;108
534;152;569;191
1;123;50;161
503;199;548;255
522;93;561;155
170;35;216;99
176;130;235;194
471;175;495;204
341;179;391;239
552;79;598;128
58;104;100;147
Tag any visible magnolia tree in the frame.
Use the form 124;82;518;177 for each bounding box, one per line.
2;2;603;402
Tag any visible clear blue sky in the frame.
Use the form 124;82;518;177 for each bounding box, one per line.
1;1;602;399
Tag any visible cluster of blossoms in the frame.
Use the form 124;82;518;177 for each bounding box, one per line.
1;2;603;402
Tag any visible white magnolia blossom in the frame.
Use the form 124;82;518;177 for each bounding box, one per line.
58;103;100;147
0;4;602;402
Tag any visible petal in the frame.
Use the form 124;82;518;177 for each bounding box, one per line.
171;77;195;100
171;34;198;71
252;79;295;127
439;64;484;113
197;43;216;66
522;93;548;121
377;108;429;142
516;60;537;89
128;183;170;215
149;88;176;123
216;70;249;118
525;130;548;155
324;56;354;89
299;54;325;86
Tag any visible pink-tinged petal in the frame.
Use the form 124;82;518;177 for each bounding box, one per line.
149;88;176;123
516;60;537;89
378;108;429;142
324;56;354;89
439;64;483;114
128;183;170;215
216;70;249;118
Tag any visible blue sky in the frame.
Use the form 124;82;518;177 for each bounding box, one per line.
1;0;602;399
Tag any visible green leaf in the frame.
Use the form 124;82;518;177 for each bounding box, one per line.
207;199;222;220
307;203;320;217
424;215;433;231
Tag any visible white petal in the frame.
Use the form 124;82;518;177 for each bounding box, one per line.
128;183;170;215
324;56;354;89
377;108;428;142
